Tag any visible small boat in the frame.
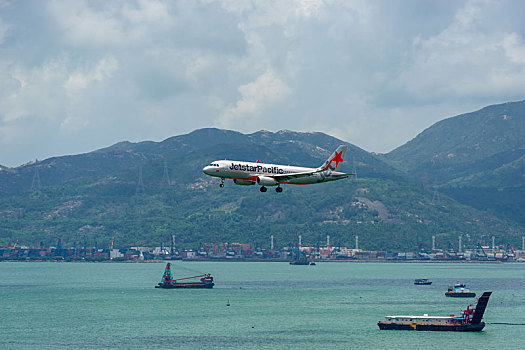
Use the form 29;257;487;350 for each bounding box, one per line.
155;263;214;289
309;262;316;266
445;282;476;297
414;279;432;285
378;291;492;331
290;258;310;265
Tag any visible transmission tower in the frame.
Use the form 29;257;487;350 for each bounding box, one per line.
136;165;146;195
352;156;358;181
431;190;440;204
162;160;171;186
31;160;41;191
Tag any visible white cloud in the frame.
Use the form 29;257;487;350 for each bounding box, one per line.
0;17;8;45
295;0;323;19
393;0;525;101
48;0;125;47
65;56;118;90
218;70;291;129
122;0;171;24
503;32;525;65
0;0;524;166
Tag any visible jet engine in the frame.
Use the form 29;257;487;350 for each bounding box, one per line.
257;176;278;186
233;179;255;186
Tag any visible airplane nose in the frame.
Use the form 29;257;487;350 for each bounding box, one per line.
202;166;212;175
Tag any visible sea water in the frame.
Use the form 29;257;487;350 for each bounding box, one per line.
1;262;524;349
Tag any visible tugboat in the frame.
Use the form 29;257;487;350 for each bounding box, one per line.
445;282;476;297
155;263;214;289
378;291;492;331
414;279;432;285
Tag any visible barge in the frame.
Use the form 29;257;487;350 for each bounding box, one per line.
378;291;492;332
155;262;214;289
414;279;432;285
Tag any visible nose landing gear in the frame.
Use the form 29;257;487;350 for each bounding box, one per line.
219;178;225;188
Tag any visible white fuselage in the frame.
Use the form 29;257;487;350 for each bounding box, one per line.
203;160;346;185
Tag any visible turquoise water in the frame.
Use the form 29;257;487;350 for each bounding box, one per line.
1;262;524;349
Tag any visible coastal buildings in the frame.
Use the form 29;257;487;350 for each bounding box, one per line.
1;240;523;262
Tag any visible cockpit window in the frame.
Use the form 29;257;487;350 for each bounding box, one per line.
209;163;219;167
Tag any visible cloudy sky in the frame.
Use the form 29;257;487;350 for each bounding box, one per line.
1;0;525;167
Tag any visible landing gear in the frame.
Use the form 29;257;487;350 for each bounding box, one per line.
260;186;267;192
276;186;283;193
219;178;225;188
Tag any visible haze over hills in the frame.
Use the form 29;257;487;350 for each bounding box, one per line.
0;101;523;250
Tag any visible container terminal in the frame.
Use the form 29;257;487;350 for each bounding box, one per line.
1;234;525;262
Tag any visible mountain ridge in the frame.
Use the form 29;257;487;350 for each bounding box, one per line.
384;100;524;186
383;99;525;226
0;101;523;249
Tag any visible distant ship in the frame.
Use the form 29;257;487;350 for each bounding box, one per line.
445;282;476;297
414;279;432;285
378;291;492;331
155;262;214;289
290;235;310;265
290;257;309;265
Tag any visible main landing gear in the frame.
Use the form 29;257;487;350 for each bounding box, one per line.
219;178;224;188
259;186;283;193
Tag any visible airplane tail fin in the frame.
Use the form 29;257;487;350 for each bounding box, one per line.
318;145;347;172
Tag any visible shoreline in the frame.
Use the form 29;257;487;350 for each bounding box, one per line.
0;258;509;263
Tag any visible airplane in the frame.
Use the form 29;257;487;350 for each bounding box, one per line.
202;145;352;192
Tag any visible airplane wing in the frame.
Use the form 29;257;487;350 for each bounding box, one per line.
268;169;352;182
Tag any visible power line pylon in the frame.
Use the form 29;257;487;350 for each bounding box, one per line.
432;190;440;204
31;160;41;191
352;156;358;181
136;165;146;195
162;160;171;186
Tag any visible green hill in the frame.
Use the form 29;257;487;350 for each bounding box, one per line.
0;128;522;250
384;100;525;226
384;100;524;186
